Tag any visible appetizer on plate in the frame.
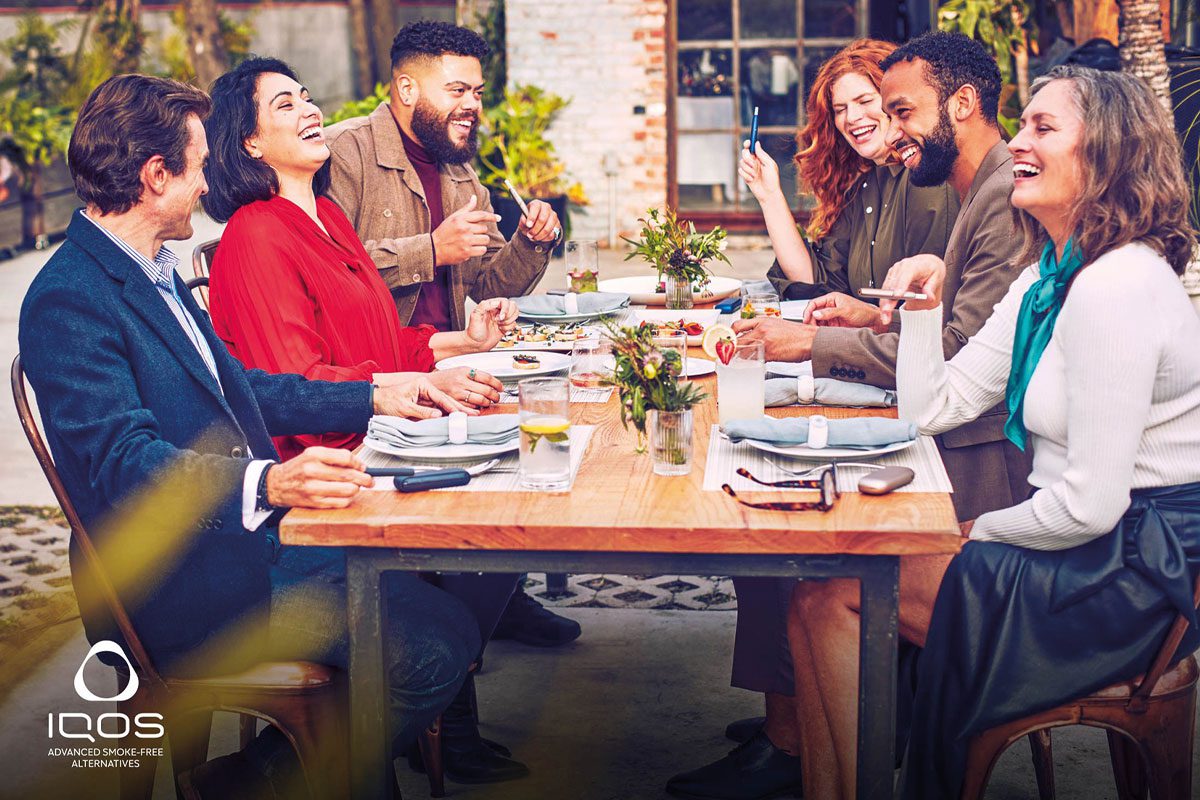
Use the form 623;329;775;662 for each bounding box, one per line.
497;323;590;349
513;354;541;370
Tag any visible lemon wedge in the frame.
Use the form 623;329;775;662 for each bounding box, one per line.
520;416;571;435
700;323;736;359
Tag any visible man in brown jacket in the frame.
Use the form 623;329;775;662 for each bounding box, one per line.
669;33;1034;800
325;22;558;332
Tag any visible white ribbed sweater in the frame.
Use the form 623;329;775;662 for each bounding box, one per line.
897;242;1200;550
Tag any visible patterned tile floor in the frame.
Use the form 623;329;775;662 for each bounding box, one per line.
0;506;736;641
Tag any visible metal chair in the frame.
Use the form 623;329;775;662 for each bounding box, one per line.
962;575;1200;800
189;239;219;310
12;354;348;799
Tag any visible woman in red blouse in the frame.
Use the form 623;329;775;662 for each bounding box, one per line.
200;58;514;461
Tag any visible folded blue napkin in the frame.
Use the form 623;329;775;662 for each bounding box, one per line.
765;361;813;378
367;415;519;448
764;377;896;408
514;292;629;316
722;417;916;449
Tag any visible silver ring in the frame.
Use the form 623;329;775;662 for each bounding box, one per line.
551;226;561;241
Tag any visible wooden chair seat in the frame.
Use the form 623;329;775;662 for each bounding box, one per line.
1085;656;1197;701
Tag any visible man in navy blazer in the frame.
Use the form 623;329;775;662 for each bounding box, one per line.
19;74;485;795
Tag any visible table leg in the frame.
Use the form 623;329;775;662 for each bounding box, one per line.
855;555;900;800
346;550;392;800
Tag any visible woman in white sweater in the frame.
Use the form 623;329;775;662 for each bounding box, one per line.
786;65;1200;800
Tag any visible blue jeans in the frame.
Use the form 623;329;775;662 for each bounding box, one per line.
265;545;513;755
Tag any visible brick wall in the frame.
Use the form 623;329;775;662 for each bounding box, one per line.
505;0;668;246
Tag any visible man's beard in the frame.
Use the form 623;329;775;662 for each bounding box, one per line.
908;108;959;187
412;98;479;165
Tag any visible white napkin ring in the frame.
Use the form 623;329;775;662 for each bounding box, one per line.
564;292;579;315
806;414;829;449
796;375;816;404
447;411;469;445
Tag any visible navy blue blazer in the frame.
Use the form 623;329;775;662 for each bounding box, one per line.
19;211;372;672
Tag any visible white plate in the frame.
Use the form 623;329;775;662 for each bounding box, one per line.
517;308;627;324
684;358;716;378
633;308;721;345
436;351;572;383
780;300;810;321
492;323;601;351
742;437;917;461
598;275;742;306
362;437;518;463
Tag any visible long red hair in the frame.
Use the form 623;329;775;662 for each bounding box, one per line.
795;39;898;239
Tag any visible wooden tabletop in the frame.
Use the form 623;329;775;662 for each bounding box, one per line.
282;351;961;556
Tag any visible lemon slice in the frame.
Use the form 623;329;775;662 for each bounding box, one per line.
520;416;571;435
700;323;736;359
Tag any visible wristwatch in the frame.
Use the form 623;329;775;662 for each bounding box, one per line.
256;463;282;514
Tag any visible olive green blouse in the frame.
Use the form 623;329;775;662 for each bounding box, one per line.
767;164;960;301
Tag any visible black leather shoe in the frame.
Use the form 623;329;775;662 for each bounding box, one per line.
408;675;529;784
665;730;803;800
178;752;278;800
725;716;766;744
491;584;582;647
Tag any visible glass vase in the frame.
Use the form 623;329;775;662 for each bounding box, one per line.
664;273;694;310
648;408;694;476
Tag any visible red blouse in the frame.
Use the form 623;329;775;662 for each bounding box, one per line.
210;194;436;461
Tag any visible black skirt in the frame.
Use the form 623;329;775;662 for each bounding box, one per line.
900;481;1200;800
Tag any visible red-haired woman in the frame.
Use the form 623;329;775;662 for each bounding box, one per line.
742;38;959;301
665;40;959;800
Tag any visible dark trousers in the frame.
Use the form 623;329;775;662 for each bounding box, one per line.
267;545;516;754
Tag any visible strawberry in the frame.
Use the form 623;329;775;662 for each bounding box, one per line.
715;337;736;365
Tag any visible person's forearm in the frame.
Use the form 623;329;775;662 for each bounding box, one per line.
759;191;813;282
429;331;480;361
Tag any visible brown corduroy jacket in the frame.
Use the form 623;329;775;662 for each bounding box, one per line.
325;103;550;330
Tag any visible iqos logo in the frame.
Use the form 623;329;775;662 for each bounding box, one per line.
47;640;164;742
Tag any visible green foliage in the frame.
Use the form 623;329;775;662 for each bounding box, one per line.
622;207;730;287
158;7;255;85
602;321;708;436
473;0;506;110
0;13;77;189
476;84;588;203
325;82;391;125
938;0;1034;135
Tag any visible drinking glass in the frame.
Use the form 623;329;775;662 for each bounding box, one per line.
565;240;600;293
569;336;614;389
716;341;766;425
651;329;688;379
518;377;572;491
740;292;781;319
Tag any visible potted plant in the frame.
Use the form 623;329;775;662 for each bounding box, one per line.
623;207;730;309
476;84;588;254
0;14;76;251
604;321;707;474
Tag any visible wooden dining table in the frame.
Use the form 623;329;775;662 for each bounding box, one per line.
280;354;963;799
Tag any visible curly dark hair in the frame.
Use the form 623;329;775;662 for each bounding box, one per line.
390;20;489;72
880;31;1001;128
69;74;211;215
200;56;330;224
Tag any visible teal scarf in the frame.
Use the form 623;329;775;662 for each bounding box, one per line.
1004;238;1086;451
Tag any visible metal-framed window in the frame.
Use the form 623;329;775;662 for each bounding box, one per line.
668;0;869;226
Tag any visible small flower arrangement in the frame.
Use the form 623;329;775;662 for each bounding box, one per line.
603;321;707;449
622;207;731;292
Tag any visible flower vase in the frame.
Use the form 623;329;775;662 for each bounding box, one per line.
664;273;694;310
647;408;694;476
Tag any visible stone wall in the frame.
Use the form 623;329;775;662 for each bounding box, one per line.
505;0;668;246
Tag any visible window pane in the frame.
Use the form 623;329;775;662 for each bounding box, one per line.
740;49;800;128
678;48;734;99
677;133;738;211
741;0;797;39
678;0;733;41
804;0;857;38
678;95;737;133
740;132;803;211
802;46;843;115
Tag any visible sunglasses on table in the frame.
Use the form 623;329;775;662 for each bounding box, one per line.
721;465;840;512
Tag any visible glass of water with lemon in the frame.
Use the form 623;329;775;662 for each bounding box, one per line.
518;377;572;490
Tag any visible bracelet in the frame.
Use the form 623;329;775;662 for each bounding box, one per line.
256;462;280;513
